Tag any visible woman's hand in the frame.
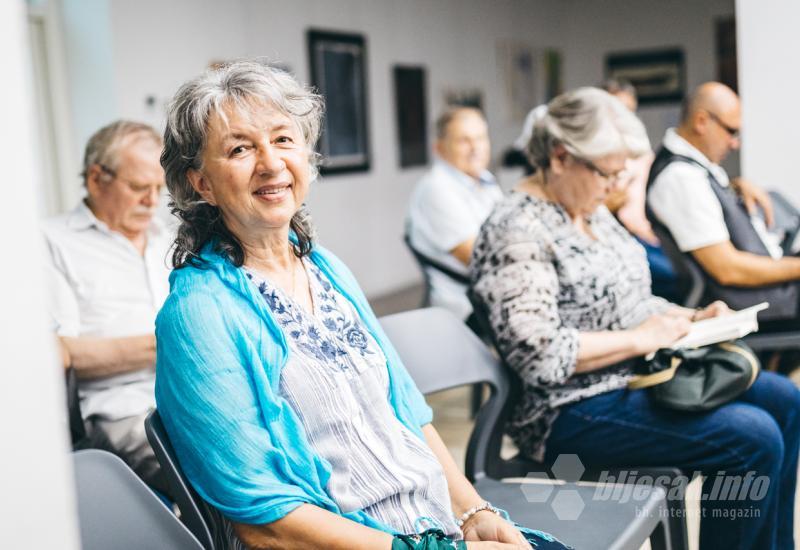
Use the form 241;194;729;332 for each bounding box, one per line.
635;314;691;354
462;510;529;548
692;301;732;321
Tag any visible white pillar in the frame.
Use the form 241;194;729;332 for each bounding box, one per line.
736;0;800;204
0;1;79;547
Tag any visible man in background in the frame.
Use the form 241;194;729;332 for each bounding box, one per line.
44;120;171;490
647;82;800;324
406;107;503;320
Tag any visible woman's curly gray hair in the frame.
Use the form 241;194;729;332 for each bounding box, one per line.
526;87;650;171
162;59;324;268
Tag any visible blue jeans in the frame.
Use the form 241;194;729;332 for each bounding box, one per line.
543;372;800;550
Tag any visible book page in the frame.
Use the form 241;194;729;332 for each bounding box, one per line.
670;302;769;350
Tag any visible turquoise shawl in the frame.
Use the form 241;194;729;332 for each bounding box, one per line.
155;244;433;528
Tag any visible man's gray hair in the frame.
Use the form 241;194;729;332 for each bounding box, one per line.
526;87;651;170
161;59;324;268
599;78;637;99
435;106;485;141
81;120;161;184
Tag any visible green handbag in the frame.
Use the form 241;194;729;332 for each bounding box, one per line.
627;339;760;411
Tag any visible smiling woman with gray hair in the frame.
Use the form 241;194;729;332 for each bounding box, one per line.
154;60;569;550
470;87;800;550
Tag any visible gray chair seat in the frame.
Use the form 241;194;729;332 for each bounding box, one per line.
474;477;668;550
73;449;203;550
379;307;674;550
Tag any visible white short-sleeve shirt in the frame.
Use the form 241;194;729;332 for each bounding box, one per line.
406;160;503;319
648;129;732;252
43;201;173;420
648;129;782;257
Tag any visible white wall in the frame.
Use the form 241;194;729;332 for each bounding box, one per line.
1;0;79;546
58;0;118;208
560;0;735;160
58;0;737;298
736;0;800;205
100;0;568;298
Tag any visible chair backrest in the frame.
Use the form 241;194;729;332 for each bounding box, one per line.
403;233;470;307
72;449;203;550
145;410;219;550
650;221;706;308
378;307;511;480
463;291;550;479
66;367;86;445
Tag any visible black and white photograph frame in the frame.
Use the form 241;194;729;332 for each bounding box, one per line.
605;48;686;105
393;65;428;168
307;29;370;175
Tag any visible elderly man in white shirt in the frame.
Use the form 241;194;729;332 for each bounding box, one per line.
44;120;171;490
647;82;800;323
407;107;503;320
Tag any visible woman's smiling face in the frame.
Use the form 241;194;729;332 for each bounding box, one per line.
188;99;312;246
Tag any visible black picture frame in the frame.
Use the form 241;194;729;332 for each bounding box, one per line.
393;65;428;168
307;29;370;175
605;48;686;105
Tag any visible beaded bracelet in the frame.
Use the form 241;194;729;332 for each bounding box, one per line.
456;501;501;528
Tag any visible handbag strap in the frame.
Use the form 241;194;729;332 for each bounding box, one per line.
627;356;682;390
717;341;761;388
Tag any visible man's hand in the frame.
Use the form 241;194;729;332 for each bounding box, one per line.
462;510;529;548
733;177;774;227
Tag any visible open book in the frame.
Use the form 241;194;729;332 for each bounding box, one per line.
670;302;769;350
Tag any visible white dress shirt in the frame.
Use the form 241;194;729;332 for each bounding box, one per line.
43;201;173;420
406;160;503;319
648;129;781;258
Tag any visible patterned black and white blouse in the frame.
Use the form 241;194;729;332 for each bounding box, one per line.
470;191;669;461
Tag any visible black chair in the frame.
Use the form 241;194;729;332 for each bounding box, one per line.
403;232;470;308
66;367;114;452
651;223;706;309
380;307;674;550
73;449;203;550
145;411;225;550
404;232;485;414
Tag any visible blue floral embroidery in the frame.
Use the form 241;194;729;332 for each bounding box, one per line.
245;264;377;374
346;327;369;350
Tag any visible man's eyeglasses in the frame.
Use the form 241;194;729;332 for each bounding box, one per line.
572;155;627;184
99;164;164;196
705;110;740;140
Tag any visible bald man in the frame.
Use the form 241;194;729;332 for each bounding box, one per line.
646;82;800;322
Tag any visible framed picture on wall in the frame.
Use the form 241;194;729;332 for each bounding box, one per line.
393;65;428;168
715;16;738;92
605;48;686;105
307;29;370;175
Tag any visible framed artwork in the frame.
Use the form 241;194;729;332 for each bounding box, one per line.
605;48;686;105
307;29;370;174
443;88;483;111
715;16;738;92
497;41;537;120
393;65;428;168
542;48;563;102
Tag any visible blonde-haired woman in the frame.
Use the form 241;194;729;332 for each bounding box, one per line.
471;87;800;550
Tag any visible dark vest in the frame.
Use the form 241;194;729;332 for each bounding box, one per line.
646;146;798;321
